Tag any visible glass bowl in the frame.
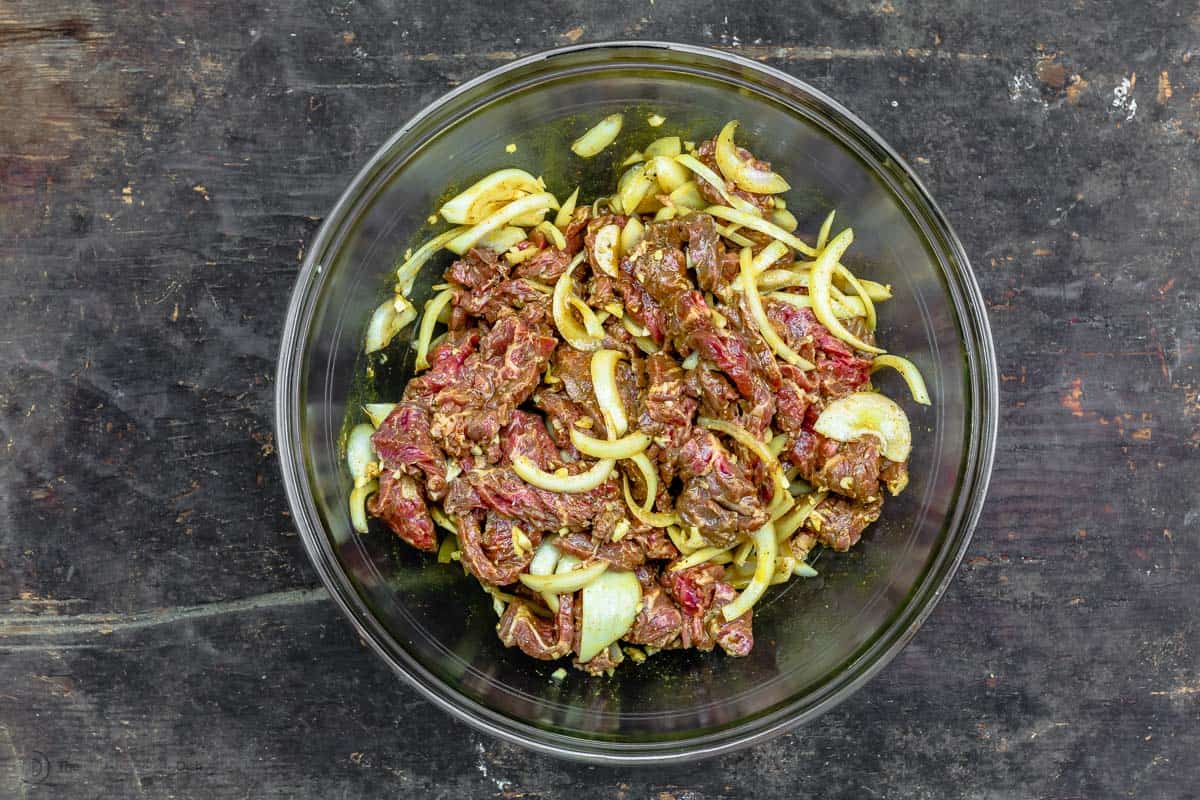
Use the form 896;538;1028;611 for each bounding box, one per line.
275;41;997;763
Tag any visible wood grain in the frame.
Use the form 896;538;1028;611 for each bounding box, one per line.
2;0;1198;796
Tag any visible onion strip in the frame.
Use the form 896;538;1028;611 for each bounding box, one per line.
570;429;650;459
446;193;559;255
766;290;867;320
737;247;815;370
536;220;567;251
775;490;828;540
511;454;615;494
519;560;608;593
363;403;396;428
554;186;580;229
870;354;932;405
349;479;378;535
552;251;602;351
675;154;760;215
706;205;815;255
751;241;789;276
808;229;885;354
715;120;790;194
721;522;776;621
670;546;732;572
622;452;678;528
364;295;417;353
395;226;470;295
567;297;605;339
414;288;456;370
590;349;628;437
816;209;836;251
571;113;624;158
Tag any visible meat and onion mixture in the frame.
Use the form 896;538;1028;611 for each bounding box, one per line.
345;116;931;675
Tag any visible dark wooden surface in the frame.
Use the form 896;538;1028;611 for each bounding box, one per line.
2;0;1198;796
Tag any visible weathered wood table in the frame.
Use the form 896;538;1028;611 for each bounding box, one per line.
2;0;1197;796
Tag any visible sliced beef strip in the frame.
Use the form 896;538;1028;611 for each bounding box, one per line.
367;470;437;552
371;402;449;499
444;466;623;535
805;493;883;552
661;562;727;651
674;429;769;547
457;511;543;587
501;410;560;470
765;299;871;406
554;530;646;571
497;591;575;661
430;304;556;460
786;429;886;503
532;387;591;456
627;225;757;398
709;581;753;657
513;247;573;282
625;566;684;649
402;328;480;405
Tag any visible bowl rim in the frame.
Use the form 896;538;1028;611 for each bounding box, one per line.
275;39;998;764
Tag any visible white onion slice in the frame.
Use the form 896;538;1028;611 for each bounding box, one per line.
511;454;615;493
721;522;776;621
348;479;378;535
363;403;396;429
570;428;650;459
571;113;624;158
414;288;456;370
737;247;815;370
554;186;580;229
446;193;559;255
439;168;543;224
577;568;641;662
395;226;470;295
807;229;885;354
813;392;912;461
870;355;932;405
519;559;608;593
590;349;628;437
714;120;790;194
346;423;377;484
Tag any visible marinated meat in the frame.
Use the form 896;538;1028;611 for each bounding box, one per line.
675;430;769;547
367;471;437;552
371;402;448;499
806;494;883;551
497;592;575;660
457;511;542;586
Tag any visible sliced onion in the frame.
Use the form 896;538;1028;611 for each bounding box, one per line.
567;297;605;339
832;262;878;331
675;154;760;215
755;269;807;291
346;423;377;483
715;120;790;194
436;533;457;563
553;251;602;351
769;492;796;521
364;294;417;353
719;225;756;248
519;559;608;593
536;220;567;251
439;168;543;225
808;229;885;354
667;180;704;211
577;568;641;662
571;113;624;159
620;313;649;338
554;186;580;229
870;355;932;405
860;278;893;301
621;150;645;167
644;135;682;158
651;156;690;192
814;392;912;461
363;403;396;428
414;288;456;370
529;536;563;612
446;193;559;255
591;223;621;278
771;207;799;232
738;247;815;370
590;349;628;436
768;433;789;458
795;561;819;578
654;205;678;222
721;522;776;621
476;226;527;253
570;428;650;459
618;164;655;218
429;506;458;535
622;452;674;525
620;216;644;257
647;113;666;127
680;351;700;370
776;489;827;541
816;209;836;250
395;226;470;295
633;335;659;354
511;454;615;493
767;290;866;320
706;205;816;255
349;479;378;534
670;546;732;572
750;241;789;276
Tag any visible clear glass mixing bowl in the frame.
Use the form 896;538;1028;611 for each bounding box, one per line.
275;42;997;763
